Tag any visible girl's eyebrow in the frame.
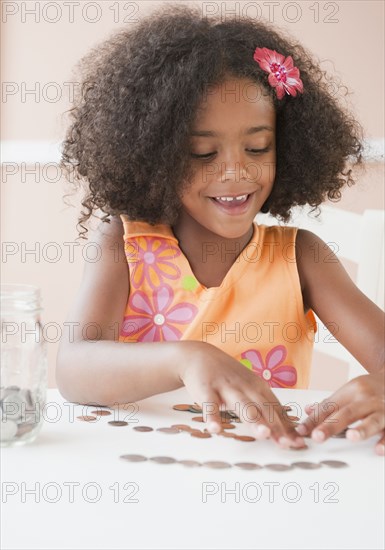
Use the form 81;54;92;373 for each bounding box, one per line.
190;125;274;137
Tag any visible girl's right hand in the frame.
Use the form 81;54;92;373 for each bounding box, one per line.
177;341;306;449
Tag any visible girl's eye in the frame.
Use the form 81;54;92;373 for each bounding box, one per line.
190;147;270;159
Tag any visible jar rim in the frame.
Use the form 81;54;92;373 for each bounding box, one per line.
1;284;40;297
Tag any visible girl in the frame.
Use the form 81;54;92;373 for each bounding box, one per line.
56;4;385;453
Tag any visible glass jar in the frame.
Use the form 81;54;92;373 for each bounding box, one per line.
1;284;47;446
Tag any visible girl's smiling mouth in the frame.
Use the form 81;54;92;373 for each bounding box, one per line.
208;191;255;215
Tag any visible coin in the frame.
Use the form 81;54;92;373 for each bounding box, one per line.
287;415;300;422
233;435;256;442
233;462;262;470
219;431;237;438
108;420;128;427
173;404;192;411
265;463;293;471
171;424;193;432
221;422;236;430
77;415;97;422
156;427;181;434
190;431;212;438
191;416;204;422
150;456;176;464
332;428;348;438
320;460;348;468
120;454;147;462
292;461;322;470
178;460;201;467
203;461;232;469
16;422;36;437
90;409;112;416
133;426;154;432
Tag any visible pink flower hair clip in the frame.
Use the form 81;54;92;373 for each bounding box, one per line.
253;47;304;100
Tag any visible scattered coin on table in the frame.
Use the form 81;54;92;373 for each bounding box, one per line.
292;461;322;470
190;431;212;438
77;415;97;422
156;427;181;434
234;462;263;470
133;426;154;432
320;460;349;468
170;424;193;432
90;410;112;416
203;461;232;469
120;454;147;462
108;420;128;427
150;456;177;464
265;463;294;471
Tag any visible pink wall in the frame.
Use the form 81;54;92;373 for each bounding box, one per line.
1;1;384;390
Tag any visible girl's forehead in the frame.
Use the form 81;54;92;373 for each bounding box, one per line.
192;80;275;131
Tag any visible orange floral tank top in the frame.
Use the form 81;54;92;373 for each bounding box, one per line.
118;216;317;389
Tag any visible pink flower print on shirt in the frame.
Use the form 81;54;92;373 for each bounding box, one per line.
126;237;181;289
121;284;198;342
240;345;297;388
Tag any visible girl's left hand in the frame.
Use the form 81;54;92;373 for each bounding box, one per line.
296;369;385;455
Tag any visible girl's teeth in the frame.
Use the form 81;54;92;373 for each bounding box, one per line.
215;195;247;202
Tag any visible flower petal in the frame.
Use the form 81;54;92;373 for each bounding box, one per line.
266;345;287;369
166;303;198;323
153;285;173;312
161;324;182;341
122;315;152;336
241;349;265;373
130;290;154;315
271;365;297;387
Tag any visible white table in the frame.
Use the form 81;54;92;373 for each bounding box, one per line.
1;387;384;550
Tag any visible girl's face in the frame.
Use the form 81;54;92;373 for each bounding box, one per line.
179;77;276;239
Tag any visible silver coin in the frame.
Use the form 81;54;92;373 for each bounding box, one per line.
320;460;348;468
265;463;293;471
120;454;147;462
233;462;262;470
203;461;232;469
292;461;322;470
150;456;177;464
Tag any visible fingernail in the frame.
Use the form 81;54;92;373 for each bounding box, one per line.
312;430;325;442
375;443;385;456
207;421;221;433
278;436;291;448
295;424;308;436
255;424;270;438
346;429;361;442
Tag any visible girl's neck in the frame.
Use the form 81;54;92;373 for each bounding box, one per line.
171;212;254;288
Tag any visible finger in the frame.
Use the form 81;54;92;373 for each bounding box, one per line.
218;390;271;440
200;391;224;433
307;399;376;442
296;395;348;438
375;431;385;456
346;412;385;442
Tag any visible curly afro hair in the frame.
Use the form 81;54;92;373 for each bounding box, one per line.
61;2;364;239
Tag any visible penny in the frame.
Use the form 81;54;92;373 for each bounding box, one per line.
120;454;147;462
203;461;232;469
265;463;293;471
156;427;181;434
287;415;300;422
173;404;192;411
108;420;128;427
171;424;193;432
192;402;203;412
190;431;212;438
178;460;201;467
221;422;236;430
150;456;176;464
133;426;154;432
234;462;262;470
192;416;204;422
233;435;256;442
219;411;235;422
77;415;97;422
320;460;348;468
90;410;112;416
219;431;237;438
292;461;322;470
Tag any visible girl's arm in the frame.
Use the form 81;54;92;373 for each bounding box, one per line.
295;228;385;454
55;216;188;405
